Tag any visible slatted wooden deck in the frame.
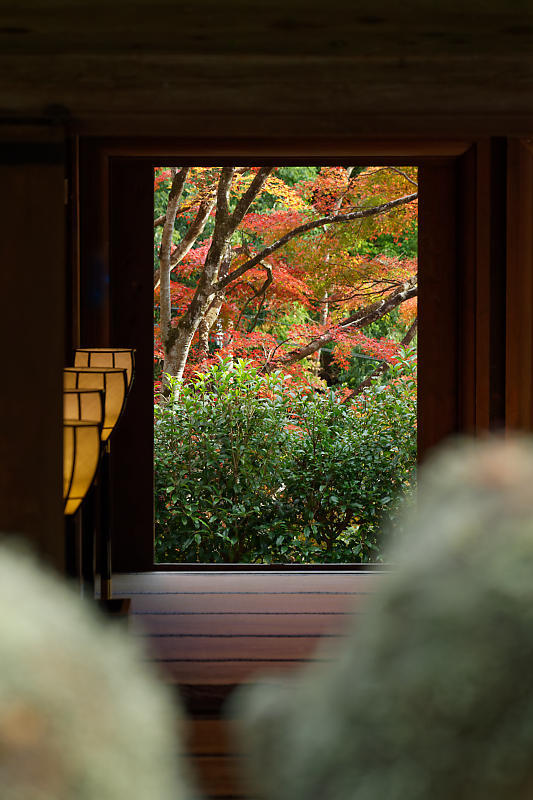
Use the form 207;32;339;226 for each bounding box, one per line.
113;571;384;798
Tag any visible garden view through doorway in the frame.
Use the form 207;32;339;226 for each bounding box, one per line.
153;166;418;564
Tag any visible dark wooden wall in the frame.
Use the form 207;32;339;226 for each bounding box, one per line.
0;126;65;570
0;1;531;566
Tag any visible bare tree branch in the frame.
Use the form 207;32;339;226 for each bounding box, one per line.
154;195;209;227
172;169;274;360
154;170;242;227
248;276;272;333
348;166;418;191
231;263;274;334
341;317;418;402
154;197;215;289
323;279;405;305
169;198;215;269
326;165;357;217
159;166;189;342
265;276;417;370
216;192;418;293
154;193;213;227
195;167;235;285
262;336;297;368
388;167;418;187
229;167;274;232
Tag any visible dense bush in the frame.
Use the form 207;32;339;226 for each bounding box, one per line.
155;361;292;563
154;355;416;563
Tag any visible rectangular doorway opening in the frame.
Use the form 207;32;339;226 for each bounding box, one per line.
153;164;418;565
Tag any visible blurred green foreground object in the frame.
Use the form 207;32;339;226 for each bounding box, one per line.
235;436;533;800
0;543;195;800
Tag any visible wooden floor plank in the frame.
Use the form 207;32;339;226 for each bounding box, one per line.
131;612;355;636
124;593;368;614
141;634;340;661
152;658;328;685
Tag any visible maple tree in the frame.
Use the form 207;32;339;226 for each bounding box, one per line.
154;165;418;392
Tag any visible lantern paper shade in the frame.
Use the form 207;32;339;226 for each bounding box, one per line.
63;420;101;515
64;367;128;441
74;348;135;391
63;388;104;425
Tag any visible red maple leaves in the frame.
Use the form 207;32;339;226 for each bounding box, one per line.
154;165;418;393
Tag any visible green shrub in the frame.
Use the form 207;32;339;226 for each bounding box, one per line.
154;354;416;563
154;360;292;563
272;354;417;562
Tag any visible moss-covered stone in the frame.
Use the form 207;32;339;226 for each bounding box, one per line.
0;542;196;800
235;436;533;800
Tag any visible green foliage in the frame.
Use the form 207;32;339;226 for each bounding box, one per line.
274;354;417;562
155;361;293;563
355;219;418;259
154;357;416;563
265;302;315;340
276;166;320;187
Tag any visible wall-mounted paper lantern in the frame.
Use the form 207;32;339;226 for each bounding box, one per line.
63;368;128;441
63;388;104;426
63;420;102;515
74;348;135;392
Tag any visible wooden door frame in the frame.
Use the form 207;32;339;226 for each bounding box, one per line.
75;136;515;572
506;139;533;429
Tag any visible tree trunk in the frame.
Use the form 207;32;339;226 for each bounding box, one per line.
198;318;210;354
196;253;231;357
161;167;273;380
163;323;200;385
320;291;329;326
159;167;189;346
198;298;224;354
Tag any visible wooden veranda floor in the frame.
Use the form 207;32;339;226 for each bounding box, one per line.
114;571;384;798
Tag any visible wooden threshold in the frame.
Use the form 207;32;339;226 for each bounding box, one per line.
113;570;382;797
